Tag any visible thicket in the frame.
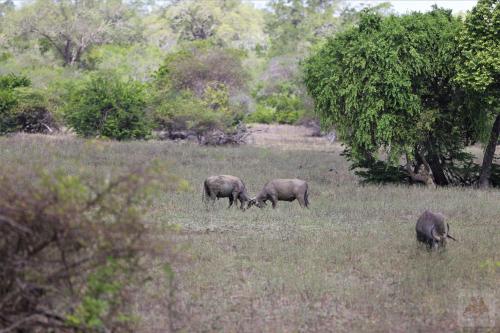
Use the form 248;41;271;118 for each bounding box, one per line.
248;81;308;124
0;73;56;134
63;73;151;140
152;41;247;138
0;165;168;332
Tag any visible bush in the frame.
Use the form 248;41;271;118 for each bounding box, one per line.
245;104;276;124
0;74;56;134
0;165;165;332
0;88;18;134
0;75;31;135
64;73;151;140
155;40;248;97
0;73;31;90
12;87;58;133
152;83;244;140
247;84;304;125
153;89;236;136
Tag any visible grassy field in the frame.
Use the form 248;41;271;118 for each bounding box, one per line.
1;134;498;332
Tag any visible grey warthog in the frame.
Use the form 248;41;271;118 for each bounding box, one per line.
416;210;457;249
202;175;250;210
248;178;309;209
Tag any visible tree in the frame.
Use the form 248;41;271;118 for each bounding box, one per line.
157;0;268;49
265;0;391;57
170;4;219;41
456;0;500;188
304;9;480;186
0;0;13;18
265;0;342;57
4;0;143;66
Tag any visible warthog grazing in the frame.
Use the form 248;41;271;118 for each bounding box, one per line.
248;179;309;209
202;175;250;210
416;210;457;249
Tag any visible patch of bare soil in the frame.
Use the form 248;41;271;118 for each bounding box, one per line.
246;124;343;152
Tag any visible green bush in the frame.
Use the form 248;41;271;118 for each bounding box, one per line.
153;90;229;135
0;89;18;134
0;74;56;134
0;73;31;89
64;73;151;140
249;82;305;125
154;40;248;97
0;74;31;135
13;87;58;133
246;104;276;124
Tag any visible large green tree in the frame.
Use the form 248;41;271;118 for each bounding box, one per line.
4;0;143;66
456;0;500;188
304;9;480;186
149;0;267;50
265;0;342;57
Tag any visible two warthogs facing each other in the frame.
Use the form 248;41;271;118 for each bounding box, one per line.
416;210;457;249
202;175;309;210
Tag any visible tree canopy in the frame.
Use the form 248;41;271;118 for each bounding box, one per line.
4;0;143;66
456;0;500;188
304;8;481;186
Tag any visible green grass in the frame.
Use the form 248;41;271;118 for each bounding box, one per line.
1;134;498;332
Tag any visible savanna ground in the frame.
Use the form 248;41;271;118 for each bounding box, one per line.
0;127;498;332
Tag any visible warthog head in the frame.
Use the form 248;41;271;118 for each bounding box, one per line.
247;197;266;209
430;223;457;249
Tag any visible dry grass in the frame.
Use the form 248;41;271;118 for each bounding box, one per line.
1;133;498;332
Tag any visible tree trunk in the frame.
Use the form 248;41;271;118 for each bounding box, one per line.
426;152;449;186
478;114;500;189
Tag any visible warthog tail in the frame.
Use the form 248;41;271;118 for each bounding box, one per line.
304;187;309;208
202;181;209;203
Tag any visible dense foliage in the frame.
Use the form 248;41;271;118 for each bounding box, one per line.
304;8;483;186
0;73;56;134
152;41;247;137
456;0;500;188
64;74;151;140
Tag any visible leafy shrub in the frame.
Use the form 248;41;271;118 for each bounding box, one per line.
265;91;302;124
153;90;229;135
153;83;243;139
248;82;305;124
155;40;248;97
64;73;151;140
0;88;18;134
0;74;31;134
0;165;166;332
0;73;31;89
245;104;276;124
12;87;58;133
0;73;56;134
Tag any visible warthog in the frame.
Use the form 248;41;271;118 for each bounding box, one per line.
416;210;457;249
202;175;250;210
248;178;309;209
